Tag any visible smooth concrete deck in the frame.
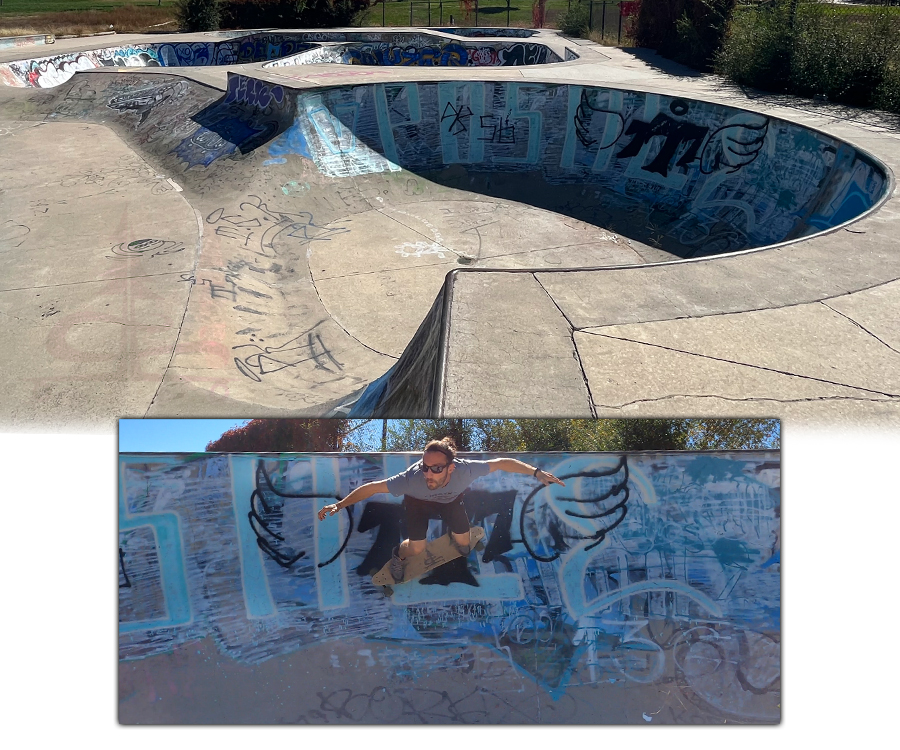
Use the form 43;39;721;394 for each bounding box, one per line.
0;29;897;429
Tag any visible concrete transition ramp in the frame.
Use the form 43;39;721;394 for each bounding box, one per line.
0;28;897;427
119;449;781;724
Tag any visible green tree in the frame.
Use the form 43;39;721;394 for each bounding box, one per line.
385;419;477;452
176;0;221;31
381;418;778;453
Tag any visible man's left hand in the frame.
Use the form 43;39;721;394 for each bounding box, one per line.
536;469;565;487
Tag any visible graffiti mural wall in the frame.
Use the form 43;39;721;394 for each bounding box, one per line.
264;79;887;249
119;451;780;724
0;32;563;89
266;41;564;68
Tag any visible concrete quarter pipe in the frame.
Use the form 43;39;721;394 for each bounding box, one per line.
0;29;897;427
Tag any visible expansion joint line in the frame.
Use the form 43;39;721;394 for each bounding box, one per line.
144;209;205;416
306;262;398;360
583;331;900;399
596;394;898;409
820;300;900;356
532;273;597;417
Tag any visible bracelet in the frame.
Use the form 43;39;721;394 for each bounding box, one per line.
533;467;540;477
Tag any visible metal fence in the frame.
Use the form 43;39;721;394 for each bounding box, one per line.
372;0;637;43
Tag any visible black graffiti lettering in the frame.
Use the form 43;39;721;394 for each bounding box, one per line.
573;89;625;150
478;113;516;144
309;332;343;372
1;219;30;249
249;460;349;569
464;489;518;563
234;285;272;300
700;118;769;175
214;225;253;245
355;501;405;575
441;102;473;136
284;221;348;245
420;555;479;587
119;547;131;588
232;322;344;382
233;305;267;315
616;114;708;177
199;277;238;302
519;456;630;561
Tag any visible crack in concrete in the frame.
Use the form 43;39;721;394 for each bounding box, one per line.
313;258;458;282
144;209;204;417
0;270;192;294
567;274;900;330
304;260;403;361
532;273;597;417
820;300;900;356
375;206;463;260
0;310;173;329
581;330;900;398
594;393;897;409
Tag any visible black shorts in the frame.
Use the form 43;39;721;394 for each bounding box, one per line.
403;494;470;541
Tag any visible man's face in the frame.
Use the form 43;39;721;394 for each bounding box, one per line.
422;449;454;490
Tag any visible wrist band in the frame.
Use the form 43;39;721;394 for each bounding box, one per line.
533;467;540;477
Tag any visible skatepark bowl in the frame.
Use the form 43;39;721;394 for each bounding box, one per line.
0;29;897;427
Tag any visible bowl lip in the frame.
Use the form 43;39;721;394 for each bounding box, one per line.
273;74;896;267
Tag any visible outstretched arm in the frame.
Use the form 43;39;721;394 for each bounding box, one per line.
317;480;389;520
486;458;565;487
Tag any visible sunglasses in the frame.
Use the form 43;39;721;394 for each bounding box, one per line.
422;461;451;475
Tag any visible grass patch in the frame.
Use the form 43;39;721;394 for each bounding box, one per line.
357;0;633;38
0;0;636;39
0;2;180;35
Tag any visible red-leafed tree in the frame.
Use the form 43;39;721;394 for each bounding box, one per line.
206;419;348;452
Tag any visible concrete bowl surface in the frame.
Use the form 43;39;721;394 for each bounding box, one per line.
0;28;897;428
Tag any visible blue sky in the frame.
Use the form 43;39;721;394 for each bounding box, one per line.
117;419;387;453
118;419;251;453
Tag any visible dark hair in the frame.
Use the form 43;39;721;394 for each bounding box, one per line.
424;437;457;462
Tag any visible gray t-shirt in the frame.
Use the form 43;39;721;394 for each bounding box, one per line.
385;458;491;503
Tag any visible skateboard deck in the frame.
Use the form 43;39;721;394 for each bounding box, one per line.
372;526;485;591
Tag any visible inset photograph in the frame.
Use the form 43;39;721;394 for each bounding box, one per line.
118;417;780;724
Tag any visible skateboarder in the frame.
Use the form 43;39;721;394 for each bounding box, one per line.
317;437;564;582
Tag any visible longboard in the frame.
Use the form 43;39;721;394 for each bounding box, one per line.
372;526;485;595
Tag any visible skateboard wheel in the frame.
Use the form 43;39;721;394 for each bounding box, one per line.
475;541;485;552
381;585;393;597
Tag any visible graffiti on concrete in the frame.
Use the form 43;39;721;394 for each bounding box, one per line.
263;80;884;251
232;324;345;383
205;195;347;259
0;31;552;89
223;74;286;113
3;52;97;88
274;41;562;68
106;80;189;126
119;451;780;720
431;28;538;38
2;219;30;249
107;239;187;259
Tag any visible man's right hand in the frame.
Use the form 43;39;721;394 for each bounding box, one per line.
317;503;340;521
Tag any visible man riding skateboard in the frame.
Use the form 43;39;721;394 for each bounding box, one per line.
317;437;565;582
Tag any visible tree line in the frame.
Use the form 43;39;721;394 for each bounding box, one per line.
206;418;779;452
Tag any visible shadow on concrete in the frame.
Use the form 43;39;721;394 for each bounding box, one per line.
618;46;706;79
416;166;713;260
